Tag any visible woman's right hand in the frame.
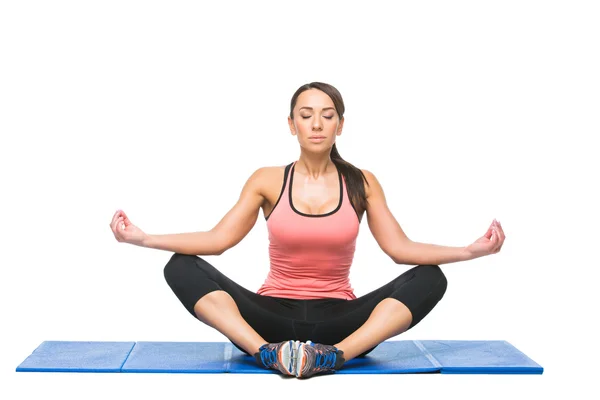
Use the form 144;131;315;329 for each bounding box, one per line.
110;209;150;247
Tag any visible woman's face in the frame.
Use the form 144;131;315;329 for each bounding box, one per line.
288;89;344;151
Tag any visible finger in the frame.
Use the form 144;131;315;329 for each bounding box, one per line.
497;232;505;252
487;219;499;236
489;229;496;246
110;219;122;241
485;223;494;238
110;210;122;229
491;228;500;249
118;217;129;240
121;211;132;226
111;217;123;234
492;220;504;242
497;221;505;240
488;231;499;253
496;222;505;243
493;228;503;252
112;217;122;236
110;216;119;233
114;217;126;236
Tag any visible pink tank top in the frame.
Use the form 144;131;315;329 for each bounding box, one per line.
257;161;361;300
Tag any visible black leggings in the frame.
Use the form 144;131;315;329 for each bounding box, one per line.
163;253;448;357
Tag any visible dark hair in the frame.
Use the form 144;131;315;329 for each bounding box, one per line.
289;82;369;220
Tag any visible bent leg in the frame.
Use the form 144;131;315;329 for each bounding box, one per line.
334;298;413;360
193;291;267;356
163;253;297;355
311;264;448;360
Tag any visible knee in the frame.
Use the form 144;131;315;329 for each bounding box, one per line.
415;264;448;298
163;253;199;284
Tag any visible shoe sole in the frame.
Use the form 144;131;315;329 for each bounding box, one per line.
277;340;296;376
295;341;308;378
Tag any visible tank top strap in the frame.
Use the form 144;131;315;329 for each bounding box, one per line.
286;161;296;190
282;161;295;197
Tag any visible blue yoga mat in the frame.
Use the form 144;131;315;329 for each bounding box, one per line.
16;340;543;374
15;341;136;373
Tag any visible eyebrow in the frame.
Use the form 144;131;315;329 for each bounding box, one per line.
299;107;335;111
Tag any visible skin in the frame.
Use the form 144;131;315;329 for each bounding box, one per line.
110;88;506;366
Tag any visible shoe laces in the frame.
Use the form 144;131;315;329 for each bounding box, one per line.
307;341;337;370
315;350;337;370
259;344;278;368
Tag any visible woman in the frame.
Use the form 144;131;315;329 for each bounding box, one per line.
109;82;506;379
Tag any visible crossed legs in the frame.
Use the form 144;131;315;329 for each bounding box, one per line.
163;253;447;362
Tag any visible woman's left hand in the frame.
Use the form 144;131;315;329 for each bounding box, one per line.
464;219;505;260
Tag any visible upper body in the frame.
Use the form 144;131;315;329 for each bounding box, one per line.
112;82;504;297
205;83;503;300
211;159;405;300
260;160;359;300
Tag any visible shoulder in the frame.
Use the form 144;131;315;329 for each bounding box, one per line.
254;164;288;181
358;168;383;200
247;164;287;179
246;164;289;194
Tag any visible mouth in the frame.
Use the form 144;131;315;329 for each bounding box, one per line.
309;136;325;139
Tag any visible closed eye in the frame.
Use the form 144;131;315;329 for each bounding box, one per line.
301;116;333;119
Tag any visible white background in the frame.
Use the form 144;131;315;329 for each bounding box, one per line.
1;0;598;398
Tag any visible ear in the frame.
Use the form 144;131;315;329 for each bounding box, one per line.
336;117;344;136
288;116;296;136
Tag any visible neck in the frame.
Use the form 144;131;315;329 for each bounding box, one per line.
296;153;335;180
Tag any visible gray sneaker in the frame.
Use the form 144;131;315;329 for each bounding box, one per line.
295;341;345;379
255;340;297;376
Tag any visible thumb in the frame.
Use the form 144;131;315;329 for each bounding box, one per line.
484;226;493;240
121;211;132;226
489;229;499;245
485;221;496;239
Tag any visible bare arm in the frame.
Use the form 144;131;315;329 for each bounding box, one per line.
143;231;224;256
363;168;469;265
394;241;471;265
362;168;504;266
143;168;265;256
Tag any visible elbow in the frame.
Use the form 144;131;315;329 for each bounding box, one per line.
210;229;229;256
214;242;228;256
391;254;407;265
389;250;405;264
389;239;414;265
215;238;232;255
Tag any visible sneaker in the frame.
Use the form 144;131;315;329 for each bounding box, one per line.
254;340;297;376
295;341;345;379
